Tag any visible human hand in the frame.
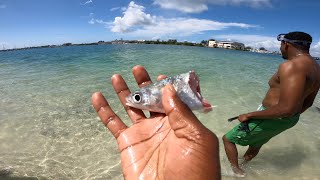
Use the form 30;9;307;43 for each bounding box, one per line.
238;113;250;122
92;65;221;180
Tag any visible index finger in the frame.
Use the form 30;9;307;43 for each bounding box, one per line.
92;92;127;138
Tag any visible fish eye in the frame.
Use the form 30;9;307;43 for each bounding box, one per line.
132;92;142;103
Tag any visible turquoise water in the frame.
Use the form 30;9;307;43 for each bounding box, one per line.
0;44;319;179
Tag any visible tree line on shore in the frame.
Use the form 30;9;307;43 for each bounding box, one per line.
0;39;270;53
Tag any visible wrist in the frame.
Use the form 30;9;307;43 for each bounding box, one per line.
246;112;253;119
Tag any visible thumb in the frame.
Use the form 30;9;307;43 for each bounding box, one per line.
162;84;202;130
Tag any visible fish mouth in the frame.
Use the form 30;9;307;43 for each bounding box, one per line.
189;71;213;112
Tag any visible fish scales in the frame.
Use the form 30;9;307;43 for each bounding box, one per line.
126;71;213;113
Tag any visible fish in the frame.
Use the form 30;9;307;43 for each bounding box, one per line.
125;70;213;113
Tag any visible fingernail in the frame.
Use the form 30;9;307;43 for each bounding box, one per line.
111;75;115;81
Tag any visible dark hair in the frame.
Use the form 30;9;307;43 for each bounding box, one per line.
284;31;312;50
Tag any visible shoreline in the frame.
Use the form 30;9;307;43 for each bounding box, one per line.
0;41;285;57
2;42;318;59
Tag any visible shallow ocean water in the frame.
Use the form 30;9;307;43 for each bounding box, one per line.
0;44;319;179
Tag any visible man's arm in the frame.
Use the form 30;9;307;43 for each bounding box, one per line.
300;90;319;113
241;62;306;121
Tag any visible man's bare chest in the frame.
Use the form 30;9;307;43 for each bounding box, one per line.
268;72;280;88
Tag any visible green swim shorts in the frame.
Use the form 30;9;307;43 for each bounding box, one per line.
225;105;300;147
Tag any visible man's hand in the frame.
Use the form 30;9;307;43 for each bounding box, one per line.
238;113;250;122
91;65;221;180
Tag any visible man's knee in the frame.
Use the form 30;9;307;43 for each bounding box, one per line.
248;146;262;154
222;135;228;142
244;146;262;161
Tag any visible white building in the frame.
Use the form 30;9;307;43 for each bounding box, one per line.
208;40;218;47
217;41;245;50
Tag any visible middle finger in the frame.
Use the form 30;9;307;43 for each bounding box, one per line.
132;65;166;118
112;74;146;123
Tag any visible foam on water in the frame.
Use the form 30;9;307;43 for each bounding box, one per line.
0;44;319;179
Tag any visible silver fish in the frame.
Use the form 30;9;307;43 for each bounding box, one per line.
126;70;212;113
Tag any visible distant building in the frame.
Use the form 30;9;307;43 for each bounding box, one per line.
168;39;177;43
208;40;218;47
111;39;125;44
217;41;245;50
250;47;271;54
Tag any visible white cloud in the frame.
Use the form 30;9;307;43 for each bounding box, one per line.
311;40;320;57
0;4;6;9
213;35;320;56
95;19;108;24
109;1;256;38
0;42;11;50
81;0;93;5
88;18;95;24
88;18;108;25
129;18;255;38
154;0;208;13
153;0;272;13
312;40;320;49
111;1;156;33
214;34;279;50
110;7;120;11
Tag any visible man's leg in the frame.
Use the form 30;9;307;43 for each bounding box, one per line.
222;135;245;176
243;146;262;162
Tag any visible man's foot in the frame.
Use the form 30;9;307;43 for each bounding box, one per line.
240;158;249;167
231;166;246;178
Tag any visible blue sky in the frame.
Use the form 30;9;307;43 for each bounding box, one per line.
1;0;320;55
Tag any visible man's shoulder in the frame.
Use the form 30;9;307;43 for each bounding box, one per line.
278;60;295;70
277;60;306;77
281;56;313;69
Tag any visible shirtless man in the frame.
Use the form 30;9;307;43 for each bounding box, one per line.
222;31;320;176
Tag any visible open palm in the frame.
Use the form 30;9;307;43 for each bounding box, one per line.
92;65;220;180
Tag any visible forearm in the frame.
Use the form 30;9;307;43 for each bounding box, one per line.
300;94;317;113
247;104;297;119
300;102;312;114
